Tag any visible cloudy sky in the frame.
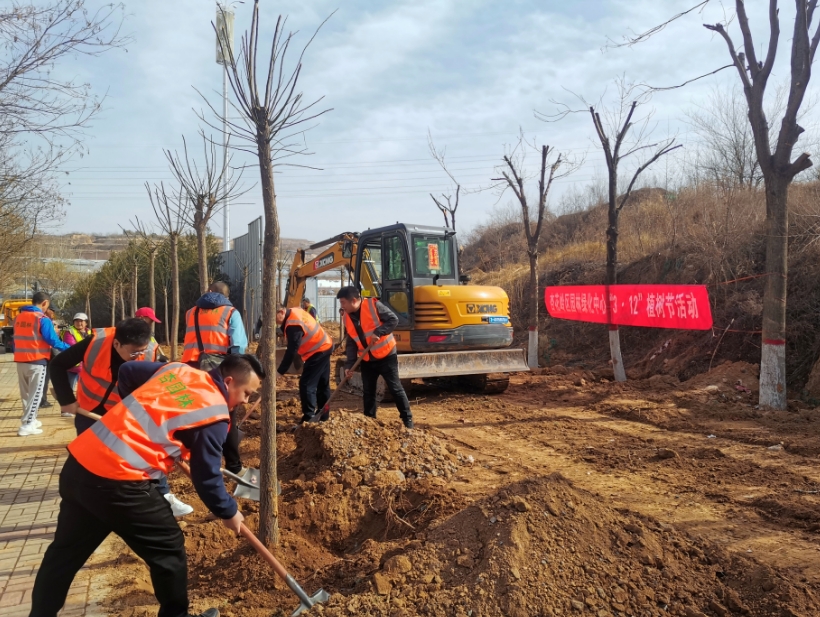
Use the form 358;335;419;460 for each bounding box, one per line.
52;0;818;243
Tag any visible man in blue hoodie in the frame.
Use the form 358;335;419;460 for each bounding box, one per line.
181;281;249;478
13;292;70;436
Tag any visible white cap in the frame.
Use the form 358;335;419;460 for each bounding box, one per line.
73;313;89;321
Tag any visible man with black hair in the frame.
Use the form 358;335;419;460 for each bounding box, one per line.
29;354;265;617
13;292;70;436
337;286;413;429
52;317;196;516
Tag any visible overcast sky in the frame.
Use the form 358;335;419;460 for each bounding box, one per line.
54;0;818;243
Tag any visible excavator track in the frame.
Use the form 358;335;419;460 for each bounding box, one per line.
334;358;512;401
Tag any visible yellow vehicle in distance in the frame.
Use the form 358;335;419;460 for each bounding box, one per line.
284;223;529;394
0;299;30;353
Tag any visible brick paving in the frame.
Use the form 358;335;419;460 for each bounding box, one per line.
0;355;110;616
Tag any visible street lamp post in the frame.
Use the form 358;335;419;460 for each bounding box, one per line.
216;3;235;252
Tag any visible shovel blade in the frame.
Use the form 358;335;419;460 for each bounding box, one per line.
233;483;260;501
291;589;331;617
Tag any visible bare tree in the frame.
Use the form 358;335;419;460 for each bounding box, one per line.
0;2;127;269
618;2;820;407
428;131;461;230
148;183;188;360
494;136;575;369
540;83;679;381
165;133;246;294
126;218;164;332
206;1;331;547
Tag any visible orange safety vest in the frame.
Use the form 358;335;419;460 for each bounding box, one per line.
181;306;235;363
283;307;333;361
77;328;150;413
343;298;397;361
146;337;160;362
13;309;52;363
69;363;230;481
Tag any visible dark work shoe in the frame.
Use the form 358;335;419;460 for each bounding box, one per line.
39;400;53;409
403;419;414;429
318;408;329;422
189;609;219;617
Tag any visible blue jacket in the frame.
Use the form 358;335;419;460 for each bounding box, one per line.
196;292;247;354
19;305;69;364
117;361;238;519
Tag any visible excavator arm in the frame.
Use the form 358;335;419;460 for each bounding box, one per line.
283;232;359;308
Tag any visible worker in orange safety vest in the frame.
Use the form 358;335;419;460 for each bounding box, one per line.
12;291;70;436
29;354;264;617
337;286;413;429
275;305;333;422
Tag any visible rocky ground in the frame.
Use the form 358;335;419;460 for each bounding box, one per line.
99;361;820;617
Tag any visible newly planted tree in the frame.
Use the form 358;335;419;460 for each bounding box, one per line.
616;1;820;406
165;133;246;294
207;1;331;546
494;136;576;369
540;83;678;381
148;183;188;360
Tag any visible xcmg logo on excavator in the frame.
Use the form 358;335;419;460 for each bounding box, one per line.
466;303;498;314
314;254;334;270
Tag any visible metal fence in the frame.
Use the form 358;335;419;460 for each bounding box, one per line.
219;216;262;333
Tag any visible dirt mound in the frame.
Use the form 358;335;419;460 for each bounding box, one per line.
316;474;816;617
292;410;471;482
686;361;760;395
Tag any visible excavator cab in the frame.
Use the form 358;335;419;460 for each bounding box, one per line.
354;224;459;329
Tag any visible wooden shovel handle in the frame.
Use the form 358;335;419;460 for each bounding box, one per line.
238;524;290;580
322;341;375;411
176;460;292;582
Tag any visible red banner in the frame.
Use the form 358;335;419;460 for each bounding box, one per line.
544;284;713;330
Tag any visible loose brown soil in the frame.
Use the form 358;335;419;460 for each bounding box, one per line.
100;363;820;617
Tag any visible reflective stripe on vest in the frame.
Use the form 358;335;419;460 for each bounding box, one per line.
181;305;234;362
343;298;396;361
13;310;51;362
68;363;231;481
77;328;151;413
145;337;158;362
284;307;332;361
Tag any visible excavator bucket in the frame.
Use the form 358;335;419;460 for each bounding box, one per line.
395;348;530;379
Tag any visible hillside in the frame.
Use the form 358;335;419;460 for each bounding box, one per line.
461;183;820;399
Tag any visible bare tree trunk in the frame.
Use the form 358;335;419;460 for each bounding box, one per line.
131;262;138;316
276;264;283;307
170;235;181;360
759;177;789;408
527;251;539;369
257;136;279;547
85;292;91;327
119;283;126;321
606;197;626;382
163;287;170;345
148;250;157;334
196;222;208;295
110;284;116;326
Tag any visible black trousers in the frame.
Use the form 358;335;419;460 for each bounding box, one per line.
224;410;242;474
360;353;412;421
30;456;188;617
300;349;332;418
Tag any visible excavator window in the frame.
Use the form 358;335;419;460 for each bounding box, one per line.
385;236;407;281
360;242;383;298
383;234;410;320
412;235;454;278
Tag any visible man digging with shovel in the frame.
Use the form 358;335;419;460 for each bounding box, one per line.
275;304;334;423
29;354;264;617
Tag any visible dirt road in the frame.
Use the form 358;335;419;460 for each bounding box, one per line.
99;361;820;617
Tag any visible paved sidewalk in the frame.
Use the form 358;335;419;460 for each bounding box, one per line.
0;355;109;616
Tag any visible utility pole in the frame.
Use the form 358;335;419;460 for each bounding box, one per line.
216;3;235;252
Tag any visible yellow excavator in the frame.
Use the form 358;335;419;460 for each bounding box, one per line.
283;223;529;394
